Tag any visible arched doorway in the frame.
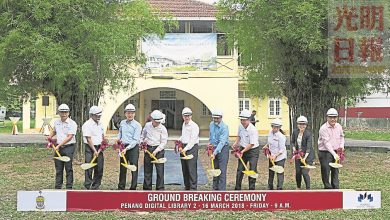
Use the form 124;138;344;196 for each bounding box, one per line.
108;88;212;133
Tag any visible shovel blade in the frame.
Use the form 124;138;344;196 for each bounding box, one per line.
243;170;259;178
180;154;194;160
269;165;284;173
207;169;221;177
151;158;167;164
329;163;343;168
121;163;137;171
81;163;97;170
54;156;70;162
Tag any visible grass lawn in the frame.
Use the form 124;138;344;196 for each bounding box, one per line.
345;130;390;141
0;147;389;219
0;120;35;134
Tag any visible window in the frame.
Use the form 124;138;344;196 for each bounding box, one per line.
269;98;281;116
160;91;176;100
202;104;211;116
190;21;215;33
217;34;232;56
238;90;251;112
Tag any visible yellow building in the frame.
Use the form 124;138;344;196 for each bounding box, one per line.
27;0;289;136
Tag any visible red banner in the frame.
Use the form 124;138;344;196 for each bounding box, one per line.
67;191;342;211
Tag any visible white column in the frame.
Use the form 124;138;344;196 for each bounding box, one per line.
22;95;31;133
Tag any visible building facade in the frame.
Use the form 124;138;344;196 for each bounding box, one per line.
27;0;290;136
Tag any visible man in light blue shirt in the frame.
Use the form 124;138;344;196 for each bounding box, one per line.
117;104;142;190
209;109;229;190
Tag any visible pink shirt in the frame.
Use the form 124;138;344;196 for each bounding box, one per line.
318;122;345;156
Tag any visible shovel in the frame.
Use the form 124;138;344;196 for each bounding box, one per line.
207;157;221;177
300;158;316;169
269;158;284;174
120;152;137;171
81;155;97;170
180;150;194;160
145;149;167;164
51;145;70;162
329;158;343;168
238;156;259;178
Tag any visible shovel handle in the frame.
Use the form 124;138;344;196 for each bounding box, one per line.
182;151;188;157
300;158;307;166
52;144;62;158
239;157;250;171
90;155;97;164
211;157;215;169
146;149;159;161
121;153;128;165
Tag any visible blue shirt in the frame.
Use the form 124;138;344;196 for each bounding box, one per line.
209;121;229;155
118;119;142;150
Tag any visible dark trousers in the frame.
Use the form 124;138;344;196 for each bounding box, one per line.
180;144;199;190
143;146;165;190
84;144;104;190
319;151;339;189
268;159;285;190
118;144;139;190
212;145;229;190
235;147;259;190
54;144;75;189
295;159;311;189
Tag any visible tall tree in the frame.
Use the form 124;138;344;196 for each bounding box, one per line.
0;0;167;157
217;0;389;148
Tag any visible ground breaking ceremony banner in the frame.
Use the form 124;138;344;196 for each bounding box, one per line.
141;33;217;72
17;190;381;212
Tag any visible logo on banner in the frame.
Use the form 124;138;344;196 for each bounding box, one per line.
358;192;374;203
35;191;45;210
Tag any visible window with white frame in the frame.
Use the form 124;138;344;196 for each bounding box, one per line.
269;98;281;116
202;104;211;116
238;90;251;112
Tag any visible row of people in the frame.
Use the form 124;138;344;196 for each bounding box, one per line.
48;104;344;191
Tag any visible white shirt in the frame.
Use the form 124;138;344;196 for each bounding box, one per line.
238;123;259;149
53;117;77;145
82;118;104;145
141;122;168;153
267;130;287;162
297;133;303;148
179;120;199;151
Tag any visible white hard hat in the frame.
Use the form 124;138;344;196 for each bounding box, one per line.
327;108;339;116
182;107;192;116
211;109;223;118
297;116;308;124
58;104;70;112
239;109;251;119
125;104;136;112
151;110;163;122
271;118;282;126
89;106;103;116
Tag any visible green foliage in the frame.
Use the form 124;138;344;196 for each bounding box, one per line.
217;0;389;145
0;0;168;155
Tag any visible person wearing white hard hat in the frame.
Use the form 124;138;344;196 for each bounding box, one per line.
47;103;77;189
208;109;229;190
117;104;142;190
82;105;105;189
291;115;314;189
178;107;200;190
233;109;259;190
141;109;168;190
318;108;345;189
263;118;287;190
